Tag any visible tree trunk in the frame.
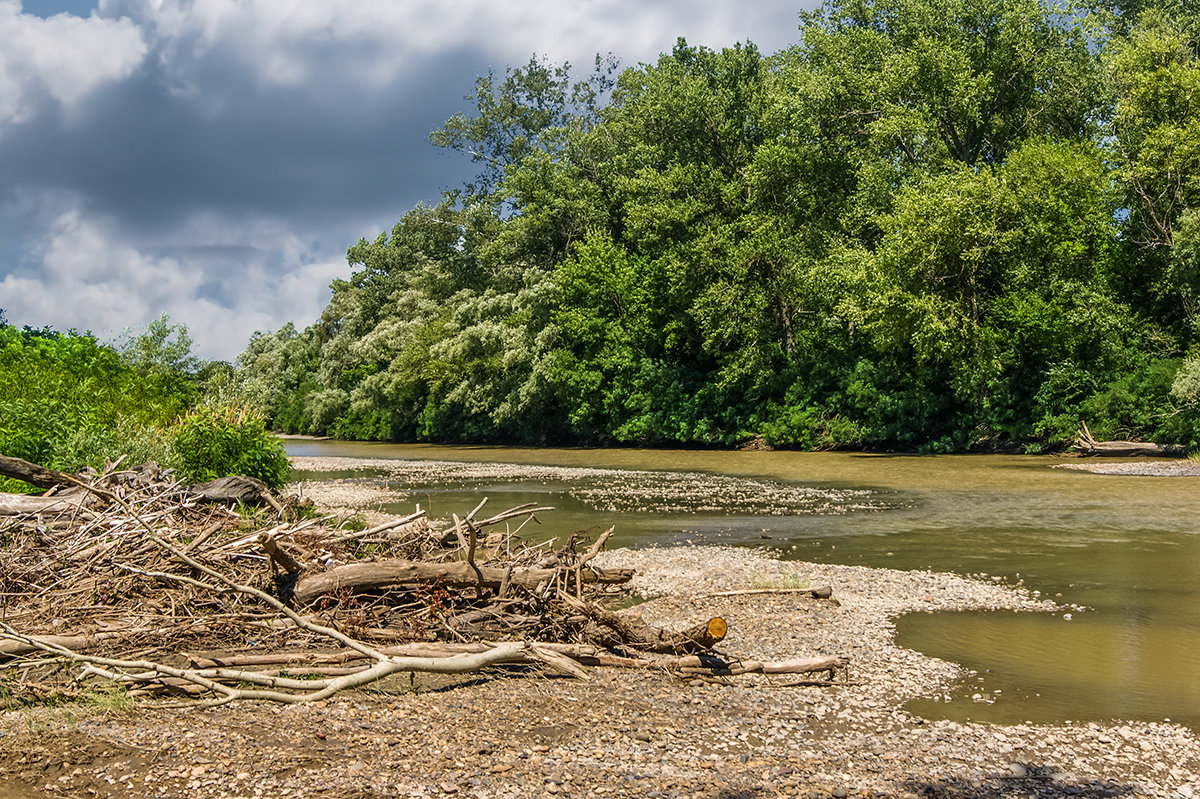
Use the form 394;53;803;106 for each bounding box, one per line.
291;559;633;606
1074;421;1185;458
0;488;94;516
578;603;728;654
0;454;75;490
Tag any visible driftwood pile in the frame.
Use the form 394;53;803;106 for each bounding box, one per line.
0;454;847;705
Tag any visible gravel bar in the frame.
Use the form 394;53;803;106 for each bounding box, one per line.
2;461;1197;799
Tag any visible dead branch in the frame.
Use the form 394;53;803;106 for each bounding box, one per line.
1074;421;1185;457
702;586;834;599
0;453;850;704
0;453;76;489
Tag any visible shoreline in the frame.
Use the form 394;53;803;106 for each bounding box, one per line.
1053;459;1200;477
1;457;1197;798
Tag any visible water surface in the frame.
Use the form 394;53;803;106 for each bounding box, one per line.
286;439;1200;729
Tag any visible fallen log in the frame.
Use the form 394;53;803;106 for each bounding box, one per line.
0;630;133;659
0;454;75;490
0;488;95;516
1074;421;1185;458
188;475;284;510
566;594;728;654
582;614;728;655
292;559;634;606
1076;440;1184;457
186;642;847;680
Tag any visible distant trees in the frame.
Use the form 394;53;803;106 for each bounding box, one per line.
234;0;1200;452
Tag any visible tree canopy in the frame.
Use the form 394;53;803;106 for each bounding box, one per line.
235;0;1200;452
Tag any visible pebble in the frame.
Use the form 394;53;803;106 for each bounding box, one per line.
2;539;1197;799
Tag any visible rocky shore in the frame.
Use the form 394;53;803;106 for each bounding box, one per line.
1;461;1197;799
1054;460;1200;477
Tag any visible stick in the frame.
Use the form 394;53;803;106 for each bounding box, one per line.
330;510;425;544
701;586;833;599
257;533;302;575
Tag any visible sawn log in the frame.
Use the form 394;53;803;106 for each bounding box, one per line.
577;601;729;654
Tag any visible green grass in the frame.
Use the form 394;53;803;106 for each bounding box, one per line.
0;677;134;713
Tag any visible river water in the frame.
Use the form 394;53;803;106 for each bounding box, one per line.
285;439;1200;730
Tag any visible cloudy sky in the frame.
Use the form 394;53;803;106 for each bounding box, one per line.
1;0;811;361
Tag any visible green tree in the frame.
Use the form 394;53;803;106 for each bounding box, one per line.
234;1;1200;452
844;139;1125;438
118;313;201;375
430;53;618;201
1109;8;1200;328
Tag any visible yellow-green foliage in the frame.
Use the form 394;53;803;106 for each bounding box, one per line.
0;320;291;493
0;326;181;491
169;404;291;489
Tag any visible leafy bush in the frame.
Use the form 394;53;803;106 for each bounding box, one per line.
1156;356;1200;447
1079;358;1180;441
0;325;192;490
169;404;291;489
63;420;173;475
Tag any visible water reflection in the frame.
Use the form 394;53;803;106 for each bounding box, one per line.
285;439;1200;729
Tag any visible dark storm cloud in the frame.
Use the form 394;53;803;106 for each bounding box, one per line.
0;0;813;359
0;45;479;234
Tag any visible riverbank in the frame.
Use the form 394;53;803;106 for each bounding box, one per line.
1;459;1197;799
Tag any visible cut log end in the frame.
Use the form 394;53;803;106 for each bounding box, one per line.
701;617;727;645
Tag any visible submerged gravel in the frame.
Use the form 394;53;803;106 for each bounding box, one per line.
291;455;890;516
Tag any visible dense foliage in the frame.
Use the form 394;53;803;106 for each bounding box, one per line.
0;318;289;491
236;0;1200;452
170;405;291;489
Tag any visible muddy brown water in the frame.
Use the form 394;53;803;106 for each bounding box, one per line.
285;439;1200;730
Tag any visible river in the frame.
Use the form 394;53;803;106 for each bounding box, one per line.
284;439;1200;730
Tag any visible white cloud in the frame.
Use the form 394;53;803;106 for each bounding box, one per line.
0;207;345;360
0;0;146;125
100;0;800;92
0;0;811;362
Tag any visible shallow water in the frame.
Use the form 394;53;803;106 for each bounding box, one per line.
285;439;1200;729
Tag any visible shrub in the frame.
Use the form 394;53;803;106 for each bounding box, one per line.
169;404;291;489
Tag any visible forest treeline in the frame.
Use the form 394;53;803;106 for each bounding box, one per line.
237;0;1200;452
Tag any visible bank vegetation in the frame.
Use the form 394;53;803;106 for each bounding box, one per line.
232;0;1200;453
